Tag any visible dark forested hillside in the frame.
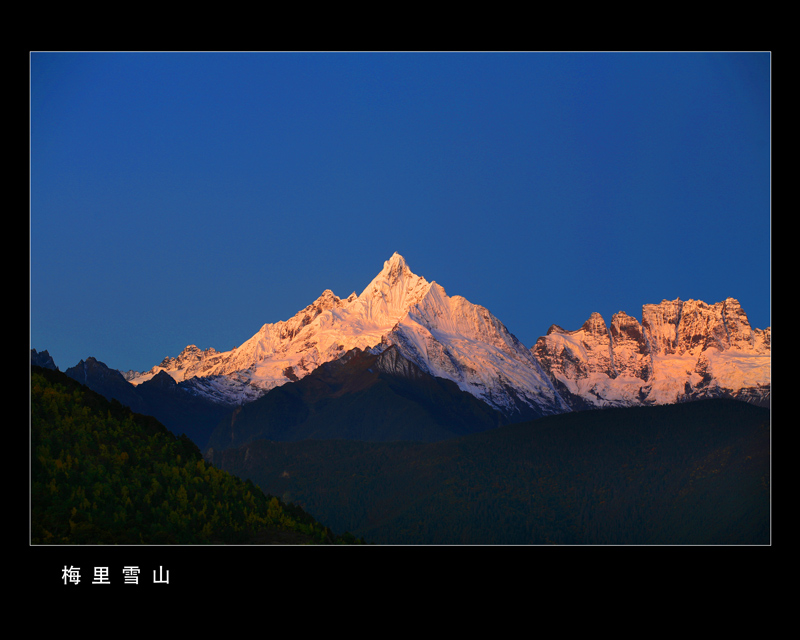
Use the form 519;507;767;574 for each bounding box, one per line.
209;399;770;545
30;366;363;545
205;346;506;451
63;356;230;449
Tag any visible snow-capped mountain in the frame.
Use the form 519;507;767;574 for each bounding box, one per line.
532;298;770;409
128;253;770;418
129;253;568;419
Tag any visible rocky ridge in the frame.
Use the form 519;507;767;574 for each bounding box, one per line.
533;298;770;409
127;254;770;416
129;253;567;420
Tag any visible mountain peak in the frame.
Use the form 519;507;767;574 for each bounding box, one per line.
387;251;407;267
310;289;344;310
31;348;58;371
379;252;411;285
357;253;430;308
126;254;770;419
581;312;608;336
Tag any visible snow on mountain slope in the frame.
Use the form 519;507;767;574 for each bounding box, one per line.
129;253;568;417
532;313;648;408
388;279;569;418
532;297;770;409
128;255;769;416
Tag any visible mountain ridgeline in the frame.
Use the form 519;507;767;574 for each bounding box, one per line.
47;253;770;450
31;365;363;544
31;254;771;545
63;356;230;450
205;345;506;453
32;361;769;545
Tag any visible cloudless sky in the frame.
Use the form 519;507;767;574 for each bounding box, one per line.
30;52;771;373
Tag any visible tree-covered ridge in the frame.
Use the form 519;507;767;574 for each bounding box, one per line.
213;398;770;544
31;366;363;544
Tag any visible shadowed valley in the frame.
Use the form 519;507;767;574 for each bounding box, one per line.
208;399;770;545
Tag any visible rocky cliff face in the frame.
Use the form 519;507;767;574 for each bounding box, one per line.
608;311;651;381
533;298;770;409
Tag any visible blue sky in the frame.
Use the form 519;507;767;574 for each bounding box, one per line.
30;52;771;373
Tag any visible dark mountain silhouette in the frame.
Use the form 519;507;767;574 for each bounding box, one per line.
30;349;58;370
65;357;148;413
205;346;507;453
61;356;229;449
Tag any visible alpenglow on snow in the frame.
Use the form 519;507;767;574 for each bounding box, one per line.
129;253;770;415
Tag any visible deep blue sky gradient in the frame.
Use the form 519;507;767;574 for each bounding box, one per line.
30;52;771;373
